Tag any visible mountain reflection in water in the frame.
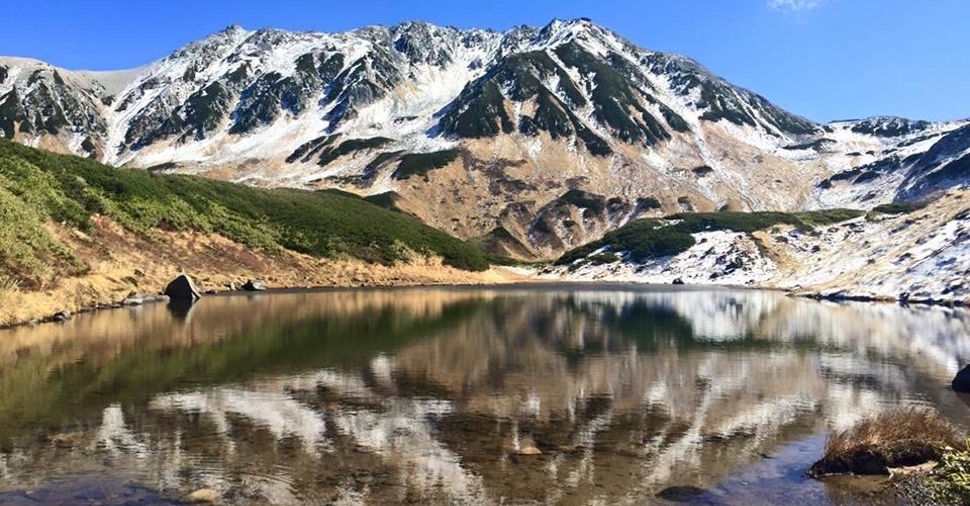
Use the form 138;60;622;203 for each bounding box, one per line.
0;286;967;505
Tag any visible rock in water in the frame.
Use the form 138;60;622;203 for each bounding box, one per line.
122;296;143;306
657;486;708;502
243;279;267;291
952;365;970;392
164;274;202;302
183;488;220;503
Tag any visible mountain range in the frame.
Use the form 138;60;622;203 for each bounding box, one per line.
2;18;968;259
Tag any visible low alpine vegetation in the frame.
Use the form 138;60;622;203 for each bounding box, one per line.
871;201;929;215
554;209;864;266
930;441;970;503
667;209;865;233
809;408;963;477
0;139;489;287
392;149;461;180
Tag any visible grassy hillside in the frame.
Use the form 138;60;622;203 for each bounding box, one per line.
556;209;865;266
0;139;488;287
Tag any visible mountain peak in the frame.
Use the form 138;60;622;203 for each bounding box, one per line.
392;20;438;31
543;17;596;30
537;17;602;42
2;18;966;263
221;24;246;35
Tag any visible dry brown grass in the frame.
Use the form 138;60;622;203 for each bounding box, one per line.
0;276;21;314
810;408;964;477
0;276;20;292
0;217;528;327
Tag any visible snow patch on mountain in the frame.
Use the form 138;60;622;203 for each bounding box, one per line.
543;191;970;306
542;230;777;286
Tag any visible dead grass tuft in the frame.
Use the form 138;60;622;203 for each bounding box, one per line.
810;408;964;477
0;276;20;292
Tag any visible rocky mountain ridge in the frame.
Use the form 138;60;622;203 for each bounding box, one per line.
1;19;968;259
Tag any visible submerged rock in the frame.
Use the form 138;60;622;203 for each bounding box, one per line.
183;488;220;503
48;431;85;449
515;445;542;455
657;485;708;502
164;274;202;302
0;482;179;505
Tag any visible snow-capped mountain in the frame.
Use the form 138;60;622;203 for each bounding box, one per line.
1;19;967;259
802;117;970;209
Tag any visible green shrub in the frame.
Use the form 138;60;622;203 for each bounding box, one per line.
933;441;970;503
439;81;514;138
667;209;864;233
558;189;605;213
637;196;661;210
556;218;694;265
0;139;490;278
554;42;670;147
555;209;863;266
614;222;696;262
316;137;392;167
586;252;619;265
363;191;404;213
392;149;460;180
872;201;928;215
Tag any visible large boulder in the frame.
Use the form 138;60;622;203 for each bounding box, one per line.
952;365;970;392
243;279;267;291
164;274;202;302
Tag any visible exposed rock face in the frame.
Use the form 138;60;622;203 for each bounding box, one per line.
122;296;144;306
243;279;266;291
164;274;202;301
952;365;970;392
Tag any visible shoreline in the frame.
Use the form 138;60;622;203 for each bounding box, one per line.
4;272;965;333
6;190;970;333
0;270;530;331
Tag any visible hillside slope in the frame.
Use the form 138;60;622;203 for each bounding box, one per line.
0;140;507;326
1;20;968;259
543;192;970;305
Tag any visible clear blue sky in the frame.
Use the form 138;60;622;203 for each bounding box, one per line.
3;0;967;122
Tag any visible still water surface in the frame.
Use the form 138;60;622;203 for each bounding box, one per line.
0;285;968;505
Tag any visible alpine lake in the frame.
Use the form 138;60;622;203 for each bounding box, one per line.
0;285;968;505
